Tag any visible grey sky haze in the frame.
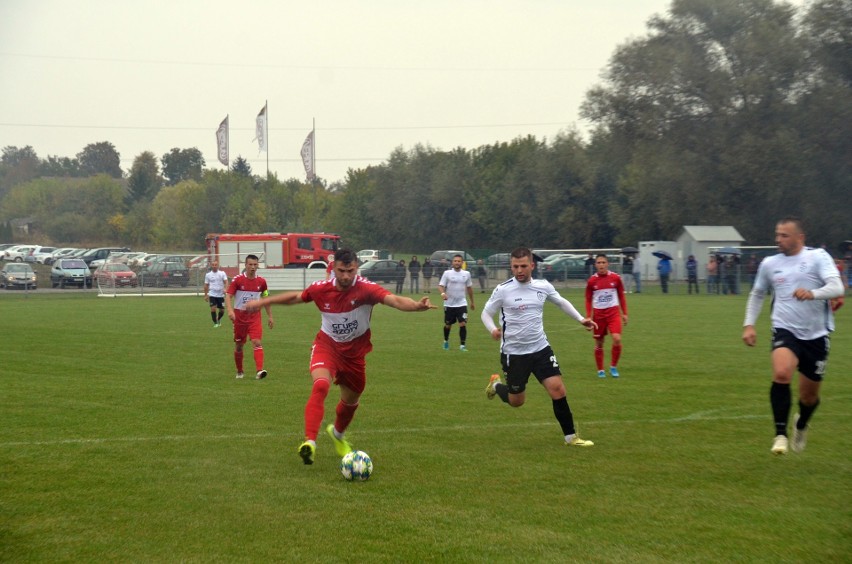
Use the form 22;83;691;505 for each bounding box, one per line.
0;0;806;185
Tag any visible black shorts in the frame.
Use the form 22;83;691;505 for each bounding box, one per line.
444;306;468;325
500;346;561;394
771;327;830;382
208;296;225;308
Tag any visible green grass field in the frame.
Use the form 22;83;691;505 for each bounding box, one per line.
1;289;849;562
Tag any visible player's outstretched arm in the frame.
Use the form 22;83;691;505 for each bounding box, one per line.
383;294;436;312
246;291;303;311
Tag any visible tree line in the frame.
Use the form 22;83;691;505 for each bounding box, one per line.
1;0;848;253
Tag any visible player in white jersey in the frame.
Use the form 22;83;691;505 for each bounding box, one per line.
438;254;475;351
481;247;597;447
743;217;844;455
203;260;229;327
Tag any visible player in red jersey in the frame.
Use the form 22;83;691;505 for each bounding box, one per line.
246;248;435;466
585;254;629;378
225;254;273;380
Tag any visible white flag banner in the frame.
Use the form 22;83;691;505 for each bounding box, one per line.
300;130;315;181
254;103;267;153
216;115;229;166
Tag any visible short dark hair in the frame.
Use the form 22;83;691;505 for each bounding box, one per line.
778;216;805;233
596;253;608;260
510;246;533;260
333;248;357;265
245;254;259;262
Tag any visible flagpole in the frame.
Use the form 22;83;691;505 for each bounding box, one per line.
313;117;317;231
266;100;269;178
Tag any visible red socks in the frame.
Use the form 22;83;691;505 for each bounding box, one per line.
611;343;622;367
304;379;331;441
334;400;359;436
595;344;623;369
235;345;264;373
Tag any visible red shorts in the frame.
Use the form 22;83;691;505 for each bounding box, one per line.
592;308;622;339
233;314;262;344
309;339;367;394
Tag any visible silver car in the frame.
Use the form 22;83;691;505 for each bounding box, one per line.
1;263;37;289
51;258;93;288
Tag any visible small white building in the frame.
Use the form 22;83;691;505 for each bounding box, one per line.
676;226;745;279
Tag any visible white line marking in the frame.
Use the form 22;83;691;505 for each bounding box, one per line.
0;412;767;448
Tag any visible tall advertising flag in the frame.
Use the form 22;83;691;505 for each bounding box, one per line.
300;129;315;181
216;115;229;166
254;103;268;153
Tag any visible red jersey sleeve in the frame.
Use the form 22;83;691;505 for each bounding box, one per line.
615;275;627;315
585;276;594;317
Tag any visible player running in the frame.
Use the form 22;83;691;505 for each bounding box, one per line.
481;247;597;447
245;248;435;466
742;217;844;455
585;254;629;378
225;254;273;380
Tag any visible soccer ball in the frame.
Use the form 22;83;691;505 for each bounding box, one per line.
340;450;373;481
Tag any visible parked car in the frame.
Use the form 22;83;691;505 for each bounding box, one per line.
3;245;37;262
358;259;402;283
0;243;16;254
356;249;393;264
429;250;476;270
140;261;190;287
44;248;79;265
80;247;131;267
140;255;186;271
119;252;148;266
486;253;510;269
540;255;587;282
0;262;37;289
51;258;93;288
131;253;159;268
88;256;121;269
187;255;210;271
31;246;57;263
94;263;139;288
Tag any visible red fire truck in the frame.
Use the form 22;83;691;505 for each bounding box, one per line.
205;232;341;277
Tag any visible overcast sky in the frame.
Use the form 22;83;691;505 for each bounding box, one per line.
0;0;804;185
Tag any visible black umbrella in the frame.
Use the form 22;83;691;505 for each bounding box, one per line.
621;246;638;254
652;250;673;260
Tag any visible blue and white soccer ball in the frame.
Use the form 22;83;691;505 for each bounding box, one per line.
340;450;373;481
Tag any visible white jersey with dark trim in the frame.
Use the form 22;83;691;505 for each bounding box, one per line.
751;247;839;340
483;277;573;355
439;268;472;307
204;270;228;298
